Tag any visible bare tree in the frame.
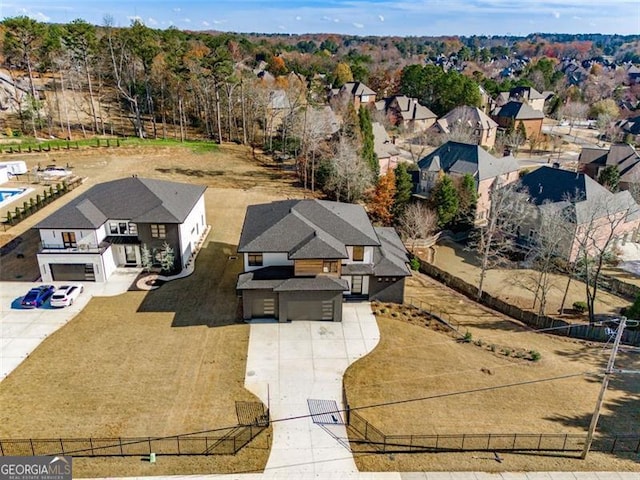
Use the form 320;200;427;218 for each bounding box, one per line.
561;101;589;138
470;182;529;300
398;201;438;252
324;136;373;203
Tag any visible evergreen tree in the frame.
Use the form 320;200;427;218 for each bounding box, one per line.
517;121;527;141
597;165;620;192
431;175;459;228
454;173;478;229
358;106;378;176
392;162;413;218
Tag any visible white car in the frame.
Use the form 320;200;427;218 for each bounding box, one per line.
50;284;84;307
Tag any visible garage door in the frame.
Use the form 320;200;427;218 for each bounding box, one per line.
251;294;278;318
50;263;95;282
287;300;334;321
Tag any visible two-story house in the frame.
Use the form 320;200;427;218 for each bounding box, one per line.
518;166;640;262
417;141;520;223
579;143;640;192
333;82;376;110
430;105;499;149
236;199;410;322
35;177;207;282
374;95;437;132
492;101;544;139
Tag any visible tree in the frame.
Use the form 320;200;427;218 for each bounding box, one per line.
368;170;396;226
517;121;527;142
471;182;528;300
333;62;354;87
562;101;589;138
454;173;477;229
398;201;438;252
430;175;459;228
323;136;373;203
598;165;620;192
392;162;414;218
624;294;640;320
141;244;153;272
589;98;619;120
358;106;378;176
159;241;175;273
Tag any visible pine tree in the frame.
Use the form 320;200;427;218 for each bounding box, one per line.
358;106;378;176
431;175;459;228
454;173;478;229
392;162;413;218
517;121;527;141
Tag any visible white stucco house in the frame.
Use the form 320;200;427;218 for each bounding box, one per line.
35;177;207;282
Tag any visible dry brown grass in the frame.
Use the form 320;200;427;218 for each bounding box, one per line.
0;144;305;476
344;273;640;472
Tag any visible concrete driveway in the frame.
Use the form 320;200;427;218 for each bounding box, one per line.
244;302;380;476
0;269;141;379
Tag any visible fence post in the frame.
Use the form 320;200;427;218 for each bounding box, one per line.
30;439;35;456
562;434;567;450
487;433;491;450
364;421;368;440
537;434;542;450
90;438;94;456
461;434;465;450
148;437;152;454
611;436;617;453
119;437;123;456
177;436;180;455
512;434;516;449
60;438;65;455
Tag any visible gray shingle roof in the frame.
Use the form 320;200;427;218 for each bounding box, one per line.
342;82;376;96
494;101;544;120
520;166;640;225
417;141;519;181
579;144;640;183
238;200;380;256
373;227;411;277
436;105;498;133
35;177;206;229
236;267;348;292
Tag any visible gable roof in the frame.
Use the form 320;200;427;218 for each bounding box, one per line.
436;105;498;133
238;199;380;257
494;101;544;120
579;144;640;183
35;178;206;229
417;141;519;181
510;86;546;101
618;115;640;135
372;122;400;159
376;95;437;121
341;82;376;97
520;166;640;224
373;227;411;276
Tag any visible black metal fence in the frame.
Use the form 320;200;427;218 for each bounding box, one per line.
405;296;460;332
347;410;640;454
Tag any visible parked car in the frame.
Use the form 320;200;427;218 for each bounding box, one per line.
50;284;84;308
21;285;56;308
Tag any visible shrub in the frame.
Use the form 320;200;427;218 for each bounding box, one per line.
490;344;496;352
573;301;587;313
410;257;421;271
463;330;473;343
503;348;511;356
530;350;542;362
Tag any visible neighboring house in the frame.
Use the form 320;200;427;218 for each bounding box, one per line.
492;101;544;138
518;166;640;262
617;115;640;143
306;106;341;137
417;141;520;222
626;64;640;84
236;199;411;322
430;105;499;149
374;95;437;132
508;86;552;112
579;143;640;191
35;178;207;282
333;82;376;109
372;122;400;175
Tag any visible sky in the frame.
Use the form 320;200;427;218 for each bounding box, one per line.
1;0;639;37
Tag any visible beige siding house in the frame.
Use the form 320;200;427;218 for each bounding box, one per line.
375;95;437;132
431;105;499;149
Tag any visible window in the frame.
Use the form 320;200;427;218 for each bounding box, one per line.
352;246;364;262
109;222;118;234
128;223;138;235
323;261;338;273
150;224;166;239
118;222;128;234
62;231;77;248
248;254;263;267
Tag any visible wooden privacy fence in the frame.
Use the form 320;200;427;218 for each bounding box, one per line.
417;259;640;347
347;410;640;454
0;424;267;457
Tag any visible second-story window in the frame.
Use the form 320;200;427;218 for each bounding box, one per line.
248;253;263;266
109;222;118;234
352;246;364;262
128;223;138;235
323;260;338;273
62;232;77;248
151;224;166;239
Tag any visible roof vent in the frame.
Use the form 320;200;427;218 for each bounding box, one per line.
539;185;543;194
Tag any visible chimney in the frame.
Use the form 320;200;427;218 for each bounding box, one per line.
539;185;543;194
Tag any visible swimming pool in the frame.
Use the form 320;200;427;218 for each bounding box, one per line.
0;187;32;208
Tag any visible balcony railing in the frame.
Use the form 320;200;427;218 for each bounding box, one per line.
39;242;108;254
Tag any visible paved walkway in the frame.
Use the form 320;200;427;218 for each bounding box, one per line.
244;302;381;476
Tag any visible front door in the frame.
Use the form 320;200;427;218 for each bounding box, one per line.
124;245;138;265
351;275;363;295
